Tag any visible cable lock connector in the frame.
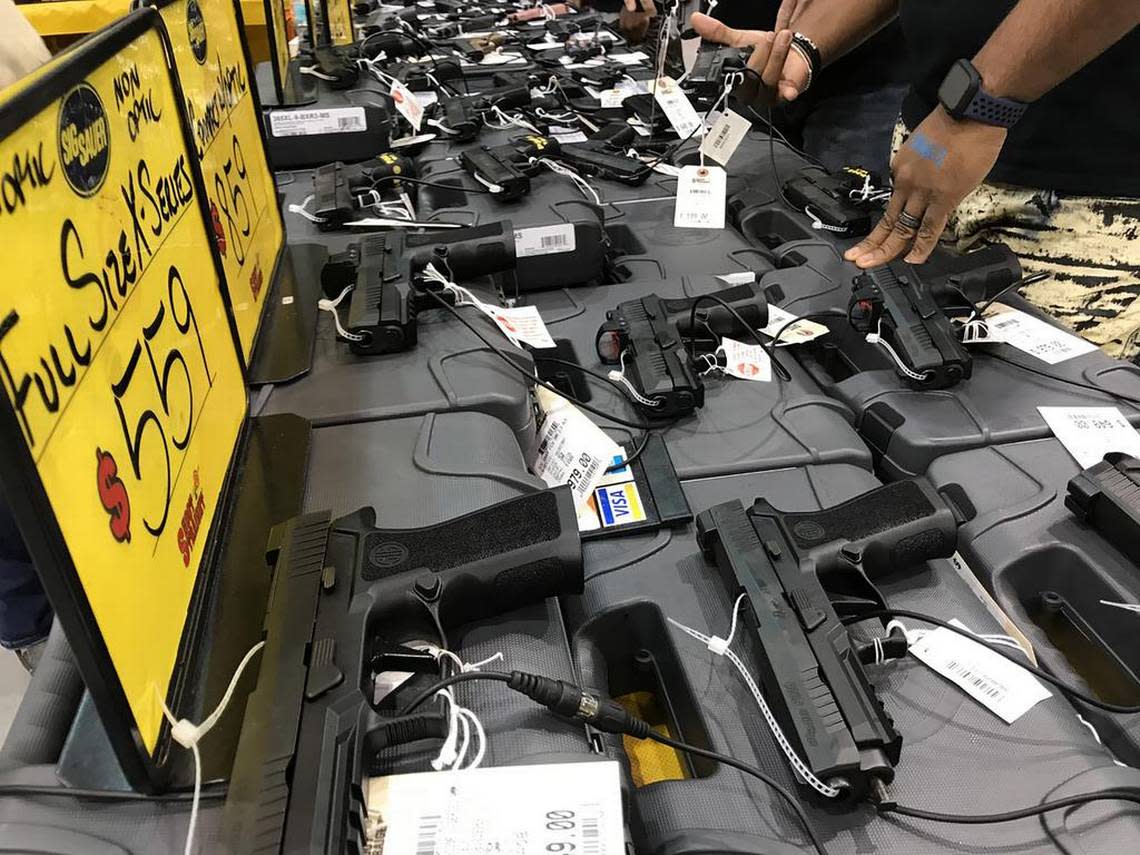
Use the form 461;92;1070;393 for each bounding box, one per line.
506;671;650;738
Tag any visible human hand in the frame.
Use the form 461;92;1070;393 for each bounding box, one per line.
619;0;656;43
689;14;809;104
845;107;1007;267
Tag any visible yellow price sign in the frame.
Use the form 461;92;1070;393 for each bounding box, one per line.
0;11;246;783
326;0;355;47
149;0;285;363
264;0;292;99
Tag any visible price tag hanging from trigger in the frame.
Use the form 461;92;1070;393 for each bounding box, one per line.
674;165;726;230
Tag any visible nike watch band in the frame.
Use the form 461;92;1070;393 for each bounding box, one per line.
938;58;1028;128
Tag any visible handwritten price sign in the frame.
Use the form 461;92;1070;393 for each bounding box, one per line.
153;0;285;363
0;16;246;756
326;0;356;47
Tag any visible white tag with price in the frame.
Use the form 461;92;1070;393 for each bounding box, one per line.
531;388;624;511
674;165;726;229
909;619;1050;724
389;79;424;131
484;305;556;349
719;337;772;382
982;304;1097;364
1038;406;1140;468
761;305;830;345
653;76;702;138
699;109;751;166
366;761;624;855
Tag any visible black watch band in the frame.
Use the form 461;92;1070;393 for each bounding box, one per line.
938;58;1027;128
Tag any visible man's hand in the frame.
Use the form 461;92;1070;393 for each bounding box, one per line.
845;107;1007;267
689;13;809;104
619;0;655;44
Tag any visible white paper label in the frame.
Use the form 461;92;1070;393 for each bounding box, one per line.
699;109;751;166
761;305;829;345
367;761;625;855
609;51;649;65
389;133;437;148
515;223;577;258
673;165;726;229
680;35;702;75
983;305;1098;364
599;88;631;108
653;76;702;138
269;107;367;137
1038;406;1140;468
552;130;589;143
909;620;1050;724
532;388;623;511
485;305;556;349
719;337;771;381
412;90;438;108
717;271;757;285
389;80;424;132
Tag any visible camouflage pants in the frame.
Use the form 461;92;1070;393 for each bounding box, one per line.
891;122;1140;359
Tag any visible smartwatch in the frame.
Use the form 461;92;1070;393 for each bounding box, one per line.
938;59;1027;128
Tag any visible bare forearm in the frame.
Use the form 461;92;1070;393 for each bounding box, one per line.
974;0;1140;101
792;0;900;66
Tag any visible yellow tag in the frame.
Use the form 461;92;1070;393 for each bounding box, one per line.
265;0;292;91
0;22;246;752
155;0;285;363
326;0;356;47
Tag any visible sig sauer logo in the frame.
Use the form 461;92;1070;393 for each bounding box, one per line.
57;83;109;197
187;0;208;64
369;541;408;569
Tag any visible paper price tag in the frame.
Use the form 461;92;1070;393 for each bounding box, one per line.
719;337;772;381
599;88;630;108
552;130;588;143
515;223;576;258
762;305;829;345
717;271;757;285
653;76;702;138
367;761;625;855
389;80;424;131
983;305;1097;364
532;389;623;511
699;109;751;166
674;165;726;229
680;34;702;75
484;305;556;349
909;620;1050;724
1038;406;1140;468
269;107;366;136
610;51;649;64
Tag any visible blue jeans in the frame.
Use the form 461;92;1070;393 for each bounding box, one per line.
0;495;52;649
779;83;909;182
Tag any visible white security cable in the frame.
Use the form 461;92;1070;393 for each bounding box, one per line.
319;284;366;342
288;194;326;224
608;350;663;408
531;157;602;204
805;205;850;233
866;320;929;383
667;595;844;799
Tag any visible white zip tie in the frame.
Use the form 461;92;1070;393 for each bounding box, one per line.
607;350;663;408
161;641;265;855
288;194;326;224
667;597;844;799
300;65;338;82
532;157;601;204
472;172;505;193
805;205;849;233
490;105;542;135
319;284;366;342
460;707;488;769
866;320;929;382
427;117;462;136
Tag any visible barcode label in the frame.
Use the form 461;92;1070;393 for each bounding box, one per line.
414;815;440;855
515;224;577;258
981;304;1097;364
909;623;1050;723
581;812;601;855
1039;406;1140;468
269;106;367;137
699;109;751;166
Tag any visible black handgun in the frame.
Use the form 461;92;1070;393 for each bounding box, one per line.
358;30;420;60
459;134;560;201
223;487;583;855
435;84;533;141
847;247;1022;389
1067;453;1140;567
558;141;650;185
685;43;750;102
312;154;419;230
783;167;882;237
321;221;517;355
595;282;769;418
696;479;958;801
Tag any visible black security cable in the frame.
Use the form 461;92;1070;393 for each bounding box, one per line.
398;670;825;854
880;791;1140;825
843;608;1140;715
369;174;496;194
684;293;792;381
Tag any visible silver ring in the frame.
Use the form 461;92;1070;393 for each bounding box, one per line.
896;210;923;230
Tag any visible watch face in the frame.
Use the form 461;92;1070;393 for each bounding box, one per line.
938;61;975;115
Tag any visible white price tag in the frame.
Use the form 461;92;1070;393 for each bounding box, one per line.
367;762;625;855
599;88;630;108
762;305;829;345
532;388;623;511
552;130;589;143
1038;406;1140;469
699;109;751;166
389;80;424;132
514;223;577;258
485;305;556;349
411;89;438;108
983;305;1097;364
389;133;437;148
680;34;702;75
673;165;726;230
268;107;366;137
719;337;771;381
717;271;757;285
609;51;649;65
909;620;1050;724
653;76;702;138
